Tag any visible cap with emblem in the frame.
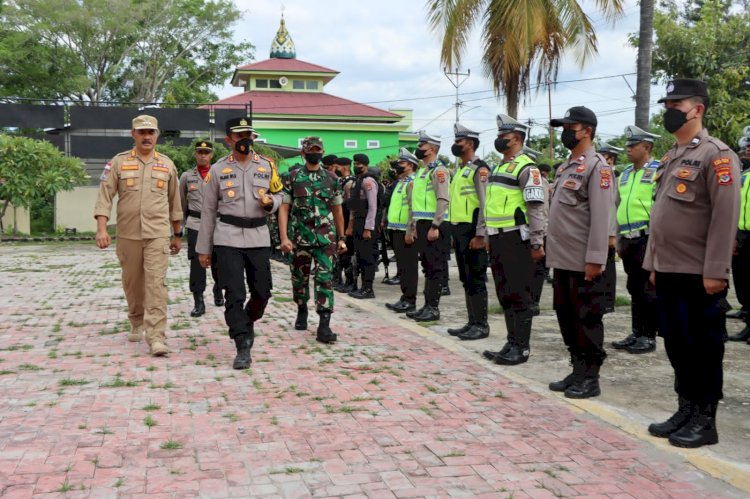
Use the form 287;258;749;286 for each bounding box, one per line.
322;154;338;166
194;140;213;151
132;114;159;130
657;78;709;103
301;136;323;151
454;123;480;140
417;130;441;146
497;113;529;134
597;142;623;155
398;147;419;166
624;125;660;146
740;137;749;149
522;145;543;161
225;117;259;137
550;106;598;127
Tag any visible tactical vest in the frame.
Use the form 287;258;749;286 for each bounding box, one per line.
448;161;480;224
347;169;385;227
485;154;533;228
740;169;750;231
387;175;414;230
411;164;449;221
616;160;659;234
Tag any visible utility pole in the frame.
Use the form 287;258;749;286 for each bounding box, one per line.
444;67;470;123
547;79;554;160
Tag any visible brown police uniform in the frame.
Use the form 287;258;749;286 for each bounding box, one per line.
94;148;182;346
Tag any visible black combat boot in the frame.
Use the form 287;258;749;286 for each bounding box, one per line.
349;282;375;299
626;335;656;354
213;291;225;307
383;272;401;285
413;281;441;322
728;326;750;341
494;310;531;363
441;283;451;296
549;355;584;392
190;293;206;317
612;302;642;348
393;299;416;313
406;305;426;319
385;298;407;311
294;304;308;330
668;402;719;448
648;396;694;437
564;363;601;399
232;333;253;370
336;270;355;293
413;305;440;322
448;293;474;336
316;312;337;344
726;307;749;320
482;342;511;361
459;292;490;341
611;334;637;349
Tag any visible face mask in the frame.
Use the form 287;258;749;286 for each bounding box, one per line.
741;158;750;170
494;137;510;153
395;165;406;174
415;148;427;160
451;144;464;156
355;165;367;175
560;129;580;150
305;152;322;164
234;138;253;154
663;107;692;134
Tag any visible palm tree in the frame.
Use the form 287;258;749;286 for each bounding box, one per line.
635;0;655;128
427;0;624;118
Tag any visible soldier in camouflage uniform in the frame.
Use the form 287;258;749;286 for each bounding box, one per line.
278;137;347;343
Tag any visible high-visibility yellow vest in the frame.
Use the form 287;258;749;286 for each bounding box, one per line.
386;175;413;230
485;154;533;228
449;162;480;223
740;169;750;231
411;163;449;221
616;160;659;234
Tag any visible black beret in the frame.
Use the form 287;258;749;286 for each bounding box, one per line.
353;153;370;165
334;157;352;166
322;154;338;166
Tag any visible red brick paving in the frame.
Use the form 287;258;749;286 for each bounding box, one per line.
0;245;745;498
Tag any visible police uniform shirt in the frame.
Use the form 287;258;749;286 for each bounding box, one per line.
546;147;613;272
405;161;451;236
354;176;379;231
94;149;182;239
195;153;282;254
643;129;741;279
463;155;490;237
179;168;207;232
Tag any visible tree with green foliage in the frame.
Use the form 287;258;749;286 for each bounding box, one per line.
0;0;254;104
156;141;284;176
0;135;88;234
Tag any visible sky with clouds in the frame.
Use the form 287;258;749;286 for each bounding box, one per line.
225;0;666;157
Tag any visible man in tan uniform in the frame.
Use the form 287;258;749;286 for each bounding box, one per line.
94;115;183;357
179;140;222;317
197;118;283;369
546;106;613;399
644;79;740;448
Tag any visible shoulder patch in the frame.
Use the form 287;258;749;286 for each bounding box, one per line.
600;166;612;189
479;169;489;182
713;158;734;185
436;170;446;183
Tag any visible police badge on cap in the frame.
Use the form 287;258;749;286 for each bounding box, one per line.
657;79;708;103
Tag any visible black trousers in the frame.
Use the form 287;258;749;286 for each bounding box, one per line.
619;236;658;337
553;268;608;366
451;223;488;296
353;218;379;284
601;247;617;314
732;230;750;322
214;246;272;340
655;272;727;404
187;228;220;295
390;229;418;302
530;237;548;308
416;220;450;305
488;230;533;312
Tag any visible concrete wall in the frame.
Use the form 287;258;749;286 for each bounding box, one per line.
1;204;31;235
56;187;117;233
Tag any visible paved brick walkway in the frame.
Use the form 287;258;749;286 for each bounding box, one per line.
0;244;745;498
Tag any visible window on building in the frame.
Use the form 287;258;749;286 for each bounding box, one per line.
292;80;305;90
254;138;267;143
306;80;318;90
344;140;357;149
269;80;282;89
367;140;380;149
256;79;268;88
298;138;306;148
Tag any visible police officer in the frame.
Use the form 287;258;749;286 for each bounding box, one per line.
196;118;283;369
384;149;419;313
278;137;347;343
546;106;613;398
179;140;223;317
445;123;491;340
481;116;546;364
94;115;182;357
610;125;661;353
322;154;338;175
405;131;451;322
347;153;383;299
524;147;551;315
333;157;358;293
598;142;623;167
644;79;740;447
727;130;750;336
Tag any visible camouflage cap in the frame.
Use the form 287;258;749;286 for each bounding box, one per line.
301;136;323;151
132;114;158;130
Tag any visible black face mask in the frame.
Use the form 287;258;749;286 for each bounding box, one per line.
663;107;690;134
355;166;368;175
494;137;510;153
741;158;750;170
415;148;427;160
234;138;253;154
451;144;464;157
305;153;322;164
560;129;580;150
395;165;406;175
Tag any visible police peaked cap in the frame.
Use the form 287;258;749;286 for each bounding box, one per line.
398;147;419;166
417;130;441;146
522;145;542;161
194;140;213;151
454;123;480;140
225;117;258;136
624;125;660;146
497;113;529;134
598;142;623;155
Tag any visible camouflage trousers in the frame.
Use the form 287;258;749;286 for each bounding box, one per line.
291;244;335;313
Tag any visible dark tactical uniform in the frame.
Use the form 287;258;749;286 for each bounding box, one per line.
334;164;357;292
284;167;343;316
348;165;384;298
728;134;750;340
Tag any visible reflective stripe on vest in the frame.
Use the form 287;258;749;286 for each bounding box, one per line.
448;162;480;223
740;170;750;231
387;175;413;230
411;164;449;221
484;154;532;228
616;160;658;234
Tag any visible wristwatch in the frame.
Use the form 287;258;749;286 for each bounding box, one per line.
174;230;184;238
530;244;542;250
337;235;346;241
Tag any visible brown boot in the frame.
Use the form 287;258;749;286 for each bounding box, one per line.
128;324;144;343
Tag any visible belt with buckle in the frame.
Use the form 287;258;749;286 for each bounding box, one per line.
622;229;648;239
188;209;201;219
219;213;266;229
